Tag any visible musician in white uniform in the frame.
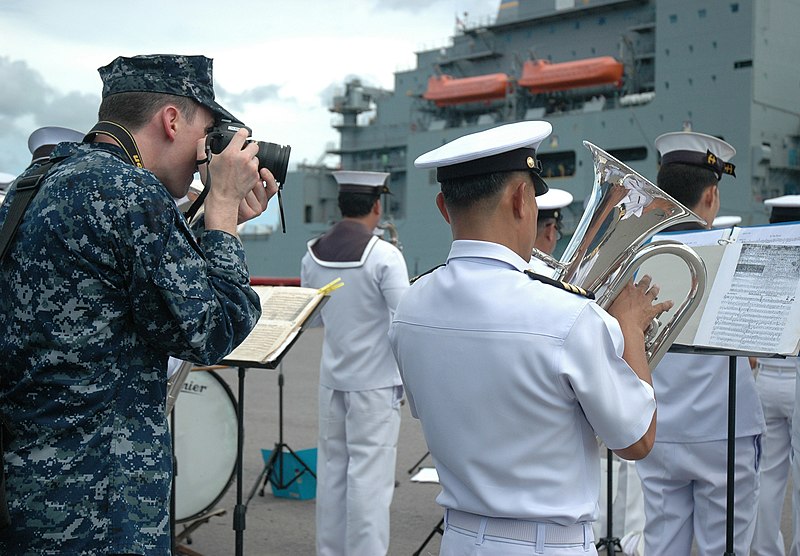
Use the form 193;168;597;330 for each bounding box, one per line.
27;126;83;166
300;170;409;556
528;187;571;275
389;121;672;556
752;194;800;556
636;131;765;555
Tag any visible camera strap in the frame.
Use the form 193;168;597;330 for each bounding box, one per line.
184;147;213;223
83;121;144;169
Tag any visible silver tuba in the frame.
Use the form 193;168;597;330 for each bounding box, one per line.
532;141;707;368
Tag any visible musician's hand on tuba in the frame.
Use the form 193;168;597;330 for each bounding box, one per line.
608;275;674;336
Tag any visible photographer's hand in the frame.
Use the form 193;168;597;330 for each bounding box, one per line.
237;168;278;224
199;128;261;235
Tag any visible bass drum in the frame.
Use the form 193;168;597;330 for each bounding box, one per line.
170;369;238;523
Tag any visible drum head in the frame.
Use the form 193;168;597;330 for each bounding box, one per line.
171;369;238;523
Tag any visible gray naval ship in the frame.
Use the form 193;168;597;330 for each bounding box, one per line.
243;0;800;278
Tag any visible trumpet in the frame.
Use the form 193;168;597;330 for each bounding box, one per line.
532;141;707;368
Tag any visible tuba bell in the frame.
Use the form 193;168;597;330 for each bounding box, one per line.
532;141;707;368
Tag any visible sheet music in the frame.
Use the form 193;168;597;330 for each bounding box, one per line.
734;222;800;245
653;227;732;247
695;242;800;354
224;286;325;365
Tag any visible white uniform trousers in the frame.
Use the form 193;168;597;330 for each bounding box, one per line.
752;367;795;555
636;436;760;556
316;385;402;556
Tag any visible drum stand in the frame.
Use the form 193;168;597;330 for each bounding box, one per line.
595;448;622;554
245;363;316;506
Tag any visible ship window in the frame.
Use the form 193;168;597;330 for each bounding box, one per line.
734;60;753;69
574;21;580;29
669;14;677;23
698;9;707;18
731;3;739;13
598;17;606;25
539;151;576;178
607;147;648;162
304;205;313;224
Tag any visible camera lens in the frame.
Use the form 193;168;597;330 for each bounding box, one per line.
256;142;291;184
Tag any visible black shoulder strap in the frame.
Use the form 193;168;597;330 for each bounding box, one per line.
524;269;595;299
410;263;445;285
0;160;63;263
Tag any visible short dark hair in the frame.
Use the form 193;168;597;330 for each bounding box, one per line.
657;163;718;209
537;214;558;232
339;192;378;217
440;171;526;211
98;92;201;130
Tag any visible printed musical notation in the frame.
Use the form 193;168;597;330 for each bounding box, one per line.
223;285;331;366
646;222;800;357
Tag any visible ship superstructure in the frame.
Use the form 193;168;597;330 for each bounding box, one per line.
244;0;800;278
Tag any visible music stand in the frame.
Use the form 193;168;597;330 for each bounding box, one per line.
595;447;622;554
668;345;773;556
222;297;327;556
244;361;316;505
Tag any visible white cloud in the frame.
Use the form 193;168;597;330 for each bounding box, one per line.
0;0;498;175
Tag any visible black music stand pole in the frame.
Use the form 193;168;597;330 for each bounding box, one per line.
233;365;247;556
170;405;177;553
595;448;622;554
724;354;736;556
245;362;315;505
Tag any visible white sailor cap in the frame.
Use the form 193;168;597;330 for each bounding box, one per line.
28;126;84;163
764;194;800;223
655;131;736;180
333;170;391;195
536;188;573;220
414;121;552;196
711;215;742;228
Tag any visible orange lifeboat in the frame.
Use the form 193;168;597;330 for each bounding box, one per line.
423;73;511;107
519;56;623;93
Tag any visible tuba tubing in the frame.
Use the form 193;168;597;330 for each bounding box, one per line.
594;240;706;368
532;141;708;369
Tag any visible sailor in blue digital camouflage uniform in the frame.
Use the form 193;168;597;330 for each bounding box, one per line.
0;54;276;555
389;121;672;556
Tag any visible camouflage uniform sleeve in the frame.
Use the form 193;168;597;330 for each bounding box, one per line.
124;181;261;365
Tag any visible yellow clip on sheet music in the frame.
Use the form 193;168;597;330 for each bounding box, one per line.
317;277;344;295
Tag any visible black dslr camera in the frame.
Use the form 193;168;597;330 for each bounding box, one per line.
205;122;291;184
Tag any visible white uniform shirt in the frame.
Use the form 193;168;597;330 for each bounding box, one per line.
653;352;765;442
301;233;409;391
388;240;656;524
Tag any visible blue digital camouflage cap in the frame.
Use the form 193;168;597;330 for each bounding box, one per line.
98;54;239;123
